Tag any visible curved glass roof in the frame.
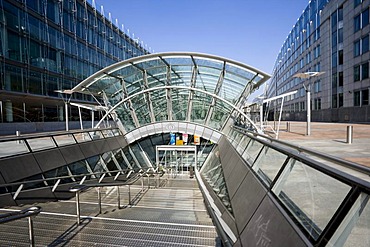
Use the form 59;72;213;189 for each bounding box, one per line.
72;52;270;134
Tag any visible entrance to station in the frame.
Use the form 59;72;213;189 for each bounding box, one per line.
156;145;197;177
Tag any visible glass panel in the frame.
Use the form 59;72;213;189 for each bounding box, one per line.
236;135;251;154
101;151;119;174
86;156;106;177
253;146;288;186
44;166;73;184
73;132;92;143
0;140;30;158
69;160;91;181
201;146;233;214
27;137;56;151
242;139;263;166
53;134;76;146
101;129;114;138
272;160;352;240
89;130;104;139
328;193;370;247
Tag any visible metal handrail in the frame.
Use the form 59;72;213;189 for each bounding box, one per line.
233;126;370;176
0;206;42;247
69;171;156;225
0;168;136;190
0;127;121;142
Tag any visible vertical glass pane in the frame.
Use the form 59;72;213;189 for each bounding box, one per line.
27;137;56;151
253;147;288;186
69;160;90;180
0;140;30;158
329;193;370;247
242;139;263;166
73;132;92;143
272;160;352;240
53;134;76;146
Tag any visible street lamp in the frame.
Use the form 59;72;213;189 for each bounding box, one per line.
293;72;325;136
55;89;74;131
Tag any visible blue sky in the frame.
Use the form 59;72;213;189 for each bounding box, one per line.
92;0;309;97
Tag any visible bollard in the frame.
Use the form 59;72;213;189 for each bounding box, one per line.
16;130;21;144
346;125;353;144
286;122;290;132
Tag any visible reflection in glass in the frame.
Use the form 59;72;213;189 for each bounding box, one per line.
242;139;263;166
69;160;91;181
27;137;56;151
73;132;92;143
53;134;76;146
328;193;370;247
0;140;30;158
272;160;351;240
201;146;233;214
43;166;73;184
253;147;288;186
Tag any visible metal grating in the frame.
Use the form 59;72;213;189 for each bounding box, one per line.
0;175;219;246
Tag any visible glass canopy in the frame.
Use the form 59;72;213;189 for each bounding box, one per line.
72;52;270;134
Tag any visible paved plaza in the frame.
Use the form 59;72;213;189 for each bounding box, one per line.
270;121;370;167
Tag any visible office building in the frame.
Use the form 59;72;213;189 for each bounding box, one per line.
0;0;148;133
268;0;370;122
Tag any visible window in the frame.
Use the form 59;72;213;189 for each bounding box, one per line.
332;31;337;47
332;52;337;68
363;89;369;105
338;28;343;44
354;0;362;8
314;98;321;110
339;72;343;87
362;62;369;80
332;73;338;89
338;7;343;22
362;9;369;28
354;65;361;81
354;40;361;57
354;14;361;32
338;50;343;65
314;80;321;93
315;45;321;58
362;35;369;54
332;94;338;108
354;91;361;106
339;93;343;107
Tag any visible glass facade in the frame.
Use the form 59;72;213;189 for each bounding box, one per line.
71;52;270;134
0;0;148;124
268;0;370;122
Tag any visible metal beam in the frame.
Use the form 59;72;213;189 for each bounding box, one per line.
95;85;262;133
205;62;226;125
186;65;197;121
121;79;140;127
166;65;173;120
143;70;156;123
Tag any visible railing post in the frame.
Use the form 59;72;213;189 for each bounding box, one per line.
148;175;150;188
141;176;144;192
75;191;81;225
28;216;35;247
117;186;120;209
128;185;131;205
98;187;102;214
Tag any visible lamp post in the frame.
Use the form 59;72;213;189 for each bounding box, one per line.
55;89;74;131
293;72;324;136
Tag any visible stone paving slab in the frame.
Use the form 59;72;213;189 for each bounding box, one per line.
268;121;370;167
